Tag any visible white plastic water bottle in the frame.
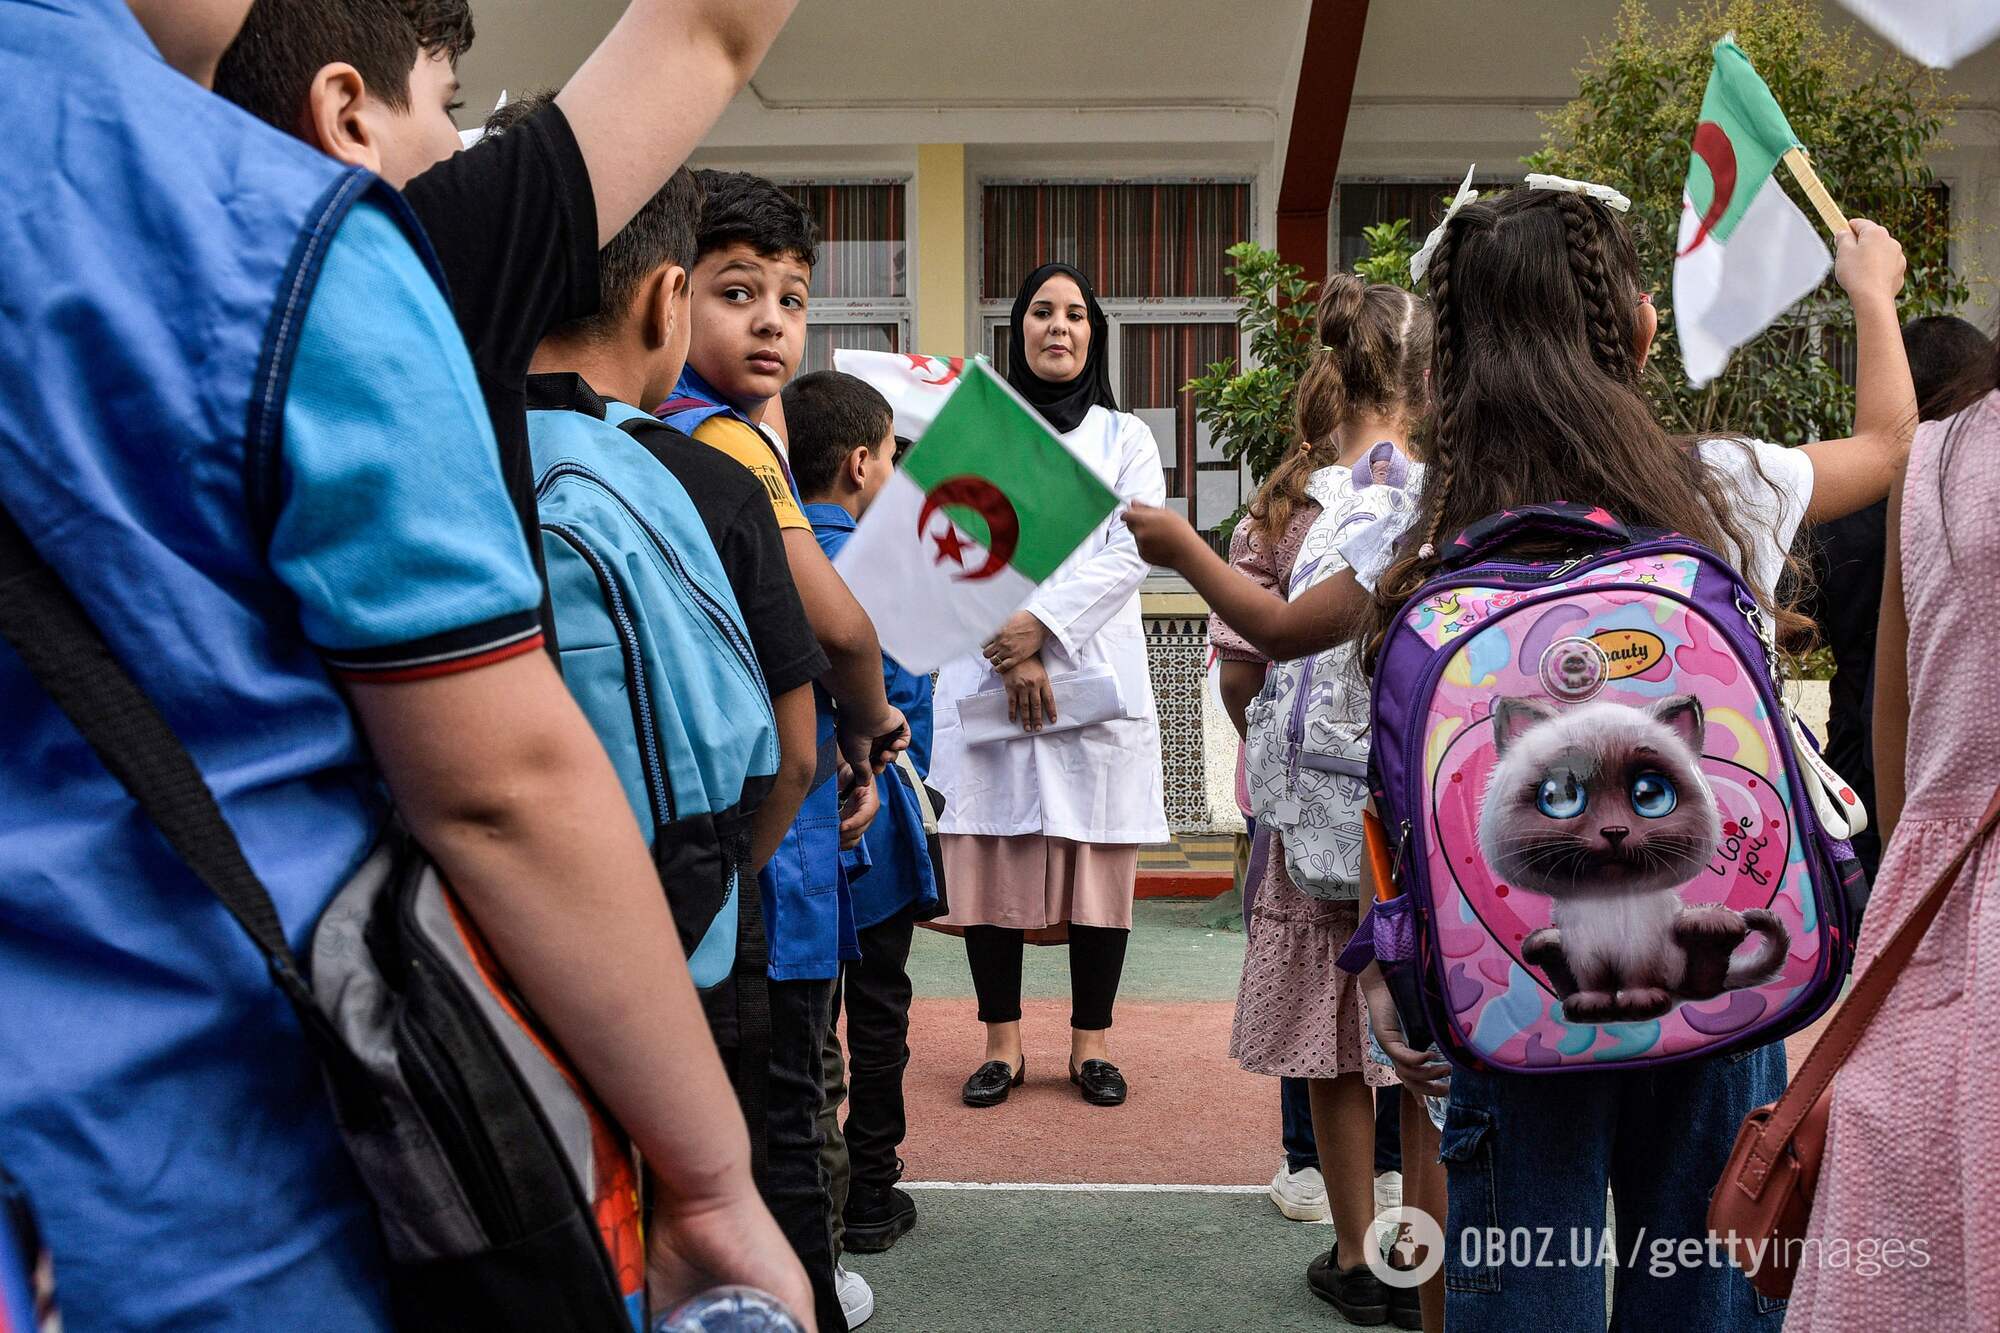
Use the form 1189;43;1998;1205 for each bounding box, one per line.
653;1285;805;1333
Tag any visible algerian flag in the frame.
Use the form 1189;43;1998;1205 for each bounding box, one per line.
833;358;1118;672
1836;0;2000;69
833;347;966;439
1674;37;1832;387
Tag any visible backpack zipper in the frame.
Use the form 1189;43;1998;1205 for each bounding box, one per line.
396;992;525;1242
544;522;674;829
538;462;768;700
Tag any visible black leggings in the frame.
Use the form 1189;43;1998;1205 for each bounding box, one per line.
963;924;1130;1031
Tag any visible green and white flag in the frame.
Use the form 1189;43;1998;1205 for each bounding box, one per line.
1674;36;1831;386
833;358;1118;672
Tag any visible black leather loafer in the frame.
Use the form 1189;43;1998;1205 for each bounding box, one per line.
1069;1058;1127;1106
961;1057;1024;1107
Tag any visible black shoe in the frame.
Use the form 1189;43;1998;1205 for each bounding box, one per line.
842;1182;917;1254
961;1057;1024;1107
1068;1058;1126;1106
1306;1251;1388;1326
1386;1278;1422;1330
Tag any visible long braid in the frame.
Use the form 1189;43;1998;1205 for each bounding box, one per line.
1417;222;1464;563
1555;193;1634;382
1363;223;1462;672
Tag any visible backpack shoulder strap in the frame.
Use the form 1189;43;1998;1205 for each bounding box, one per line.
0;505;338;1033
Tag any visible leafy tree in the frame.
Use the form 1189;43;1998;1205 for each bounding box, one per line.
1530;0;1964;442
1186;220;1434;537
1352;217;1418;291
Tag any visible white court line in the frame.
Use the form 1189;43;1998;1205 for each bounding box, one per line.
903;1181;1267;1193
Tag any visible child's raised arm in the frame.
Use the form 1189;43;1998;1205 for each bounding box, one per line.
1125;502;1370;662
1800;219;1917;524
558;0;798;246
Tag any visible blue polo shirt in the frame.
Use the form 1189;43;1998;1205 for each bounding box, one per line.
807;503;939;929
0;204;541;1330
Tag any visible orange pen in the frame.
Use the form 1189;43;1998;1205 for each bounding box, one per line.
1363;808;1397;903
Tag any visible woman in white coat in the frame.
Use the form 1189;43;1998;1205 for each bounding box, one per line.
931;262;1170;1109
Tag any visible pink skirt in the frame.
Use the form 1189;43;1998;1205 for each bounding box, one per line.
929;834;1138;943
1230;831;1391;1084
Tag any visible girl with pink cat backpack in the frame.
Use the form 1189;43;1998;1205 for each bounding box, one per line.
1128;176;1914;1332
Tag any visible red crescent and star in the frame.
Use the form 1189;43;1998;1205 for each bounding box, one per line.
903;354;966;386
916;476;1020;581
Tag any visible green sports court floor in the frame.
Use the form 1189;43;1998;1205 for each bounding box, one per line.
848;899;1357;1331
838;897;1841;1332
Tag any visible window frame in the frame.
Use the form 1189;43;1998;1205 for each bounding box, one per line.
1331;173;1512;277
773;176;916;372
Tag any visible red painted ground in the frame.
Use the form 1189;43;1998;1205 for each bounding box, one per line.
896;997;1279;1185
1135;873;1233;899
890;991;1843;1188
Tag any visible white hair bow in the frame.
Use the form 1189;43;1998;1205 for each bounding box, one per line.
1524;173;1632;213
1409;164;1478;285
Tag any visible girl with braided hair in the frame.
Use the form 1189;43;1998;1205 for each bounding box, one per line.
1129;178;1914;1331
1209;273;1436;1328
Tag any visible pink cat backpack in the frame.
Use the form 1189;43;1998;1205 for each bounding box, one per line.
1361;503;1867;1075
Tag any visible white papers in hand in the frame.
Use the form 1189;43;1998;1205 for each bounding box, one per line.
956;664;1128;745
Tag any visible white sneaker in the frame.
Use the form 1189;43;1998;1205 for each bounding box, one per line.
1268;1163;1331;1222
1374;1169;1404;1213
836;1263;875;1329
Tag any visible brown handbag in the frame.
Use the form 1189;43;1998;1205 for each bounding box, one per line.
1709;782;2000;1299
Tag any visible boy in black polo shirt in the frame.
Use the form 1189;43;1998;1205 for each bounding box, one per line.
213;0;798;642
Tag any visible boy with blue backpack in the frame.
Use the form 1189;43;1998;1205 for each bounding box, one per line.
0;2;807;1328
786;370;943;1259
501;84;827;1147
662;170;909;1333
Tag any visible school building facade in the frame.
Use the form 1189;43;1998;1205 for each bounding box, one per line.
460;0;1997;831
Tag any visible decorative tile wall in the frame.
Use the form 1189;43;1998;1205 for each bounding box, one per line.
1142;614;1211;831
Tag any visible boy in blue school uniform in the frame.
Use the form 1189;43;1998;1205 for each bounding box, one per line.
786;371;941;1256
661;171;909;1333
0;2;806;1328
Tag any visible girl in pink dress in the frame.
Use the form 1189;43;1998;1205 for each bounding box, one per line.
1210;274;1431;1328
1789;346;2000;1328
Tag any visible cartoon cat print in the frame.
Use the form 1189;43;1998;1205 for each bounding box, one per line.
1478;694;1789;1024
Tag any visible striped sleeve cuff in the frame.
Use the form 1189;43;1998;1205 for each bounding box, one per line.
321;610;544;683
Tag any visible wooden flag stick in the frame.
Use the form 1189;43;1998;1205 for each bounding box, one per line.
1782;146;1850;235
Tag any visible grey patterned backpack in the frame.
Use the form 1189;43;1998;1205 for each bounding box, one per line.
1242;454;1418;899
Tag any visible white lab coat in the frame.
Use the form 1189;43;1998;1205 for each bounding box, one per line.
930;405;1171;844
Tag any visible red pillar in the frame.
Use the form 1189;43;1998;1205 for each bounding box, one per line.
1276;0;1372;286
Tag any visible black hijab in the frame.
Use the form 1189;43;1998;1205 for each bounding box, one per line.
1006;261;1118;434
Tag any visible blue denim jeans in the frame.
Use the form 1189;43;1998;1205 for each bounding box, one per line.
1441;1042;1789;1332
1280;1076;1318;1174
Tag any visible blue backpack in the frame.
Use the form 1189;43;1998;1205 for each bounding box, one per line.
528;398;779;990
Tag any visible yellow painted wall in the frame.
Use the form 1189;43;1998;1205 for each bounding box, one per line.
915;143;968;356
